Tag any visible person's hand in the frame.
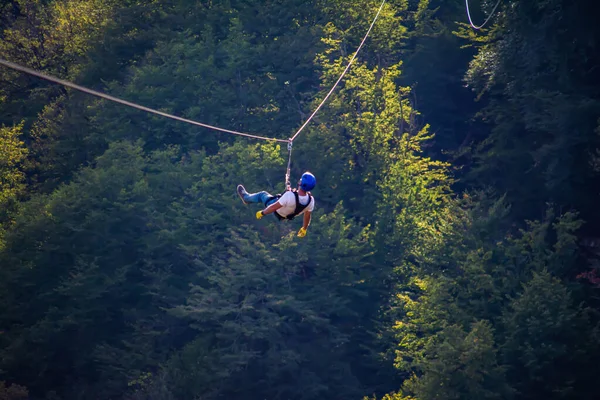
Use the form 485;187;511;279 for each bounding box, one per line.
256;210;264;220
297;227;307;238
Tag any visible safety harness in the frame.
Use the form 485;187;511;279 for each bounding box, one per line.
264;189;312;221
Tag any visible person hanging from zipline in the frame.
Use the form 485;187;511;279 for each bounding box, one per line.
237;172;316;237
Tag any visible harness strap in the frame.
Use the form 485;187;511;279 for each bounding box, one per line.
289;191;311;219
264;189;312;221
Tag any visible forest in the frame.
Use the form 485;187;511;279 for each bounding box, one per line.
1;0;599;399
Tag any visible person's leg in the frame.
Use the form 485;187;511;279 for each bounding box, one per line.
244;190;273;205
237;184;274;206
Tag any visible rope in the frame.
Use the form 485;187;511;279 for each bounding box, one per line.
289;0;386;142
465;0;502;30
0;58;288;143
285;141;293;188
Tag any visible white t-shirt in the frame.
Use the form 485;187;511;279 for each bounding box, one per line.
275;191;314;218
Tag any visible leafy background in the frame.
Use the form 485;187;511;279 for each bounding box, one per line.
1;0;599;399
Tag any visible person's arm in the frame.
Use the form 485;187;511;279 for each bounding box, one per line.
261;201;283;216
297;211;311;237
256;198;285;219
302;210;311;230
297;196;313;237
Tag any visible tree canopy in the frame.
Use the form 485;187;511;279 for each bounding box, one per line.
0;1;599;399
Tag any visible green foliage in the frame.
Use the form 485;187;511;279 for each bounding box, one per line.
297;0;453;231
0;1;599;400
399;0;482;159
0;0;113;123
0;123;27;208
0;141;198;398
89;0;324;153
0;123;28;248
375;127;453;262
403;321;511;400
165;205;376;399
153;136;386;398
502;271;600;400
463;0;600;224
388;194;600;400
0;0;175;193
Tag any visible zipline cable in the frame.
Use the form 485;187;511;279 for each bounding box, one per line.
0;0;386;185
465;0;502;30
289;0;387;142
0;58;289;143
0;0;386;145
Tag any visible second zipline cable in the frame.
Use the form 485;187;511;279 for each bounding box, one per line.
465;0;502;30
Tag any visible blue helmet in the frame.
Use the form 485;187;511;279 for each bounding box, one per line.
299;172;316;191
